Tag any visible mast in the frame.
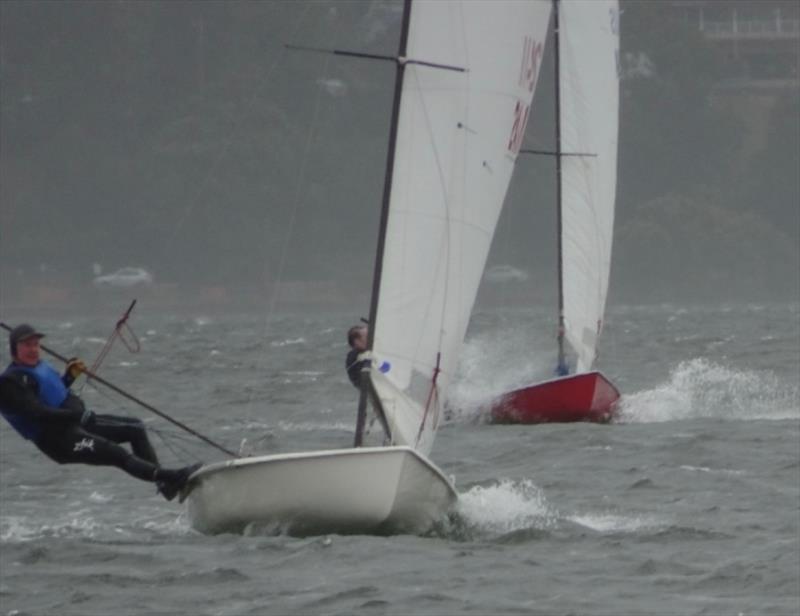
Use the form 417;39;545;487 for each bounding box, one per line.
354;0;413;447
553;0;568;376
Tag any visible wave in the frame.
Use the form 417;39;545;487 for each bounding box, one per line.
617;358;799;423
0;507;191;543
232;419;350;433
270;337;306;348
276;420;352;433
567;512;664;533
449;333;553;419
453;479;558;537
0;515;98;542
440;478;671;542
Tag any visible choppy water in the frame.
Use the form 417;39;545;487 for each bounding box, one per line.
1;302;798;615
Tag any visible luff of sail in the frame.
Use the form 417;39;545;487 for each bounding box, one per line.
558;0;620;373
368;0;552;455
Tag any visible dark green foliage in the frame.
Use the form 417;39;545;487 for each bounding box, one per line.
0;0;796;302
609;0;799;302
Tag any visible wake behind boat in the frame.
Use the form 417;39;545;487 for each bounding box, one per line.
180;0;550;535
490;0;622;425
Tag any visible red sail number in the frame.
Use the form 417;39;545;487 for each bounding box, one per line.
509;36;542;154
519;36;544;92
507;100;530;155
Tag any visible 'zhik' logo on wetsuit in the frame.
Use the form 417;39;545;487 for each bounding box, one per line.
73;438;95;452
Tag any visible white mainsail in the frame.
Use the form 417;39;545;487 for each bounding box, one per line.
184;0;555;536
368;0;552;454
558;0;620;373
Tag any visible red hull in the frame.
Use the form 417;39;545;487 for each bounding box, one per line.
490;371;620;424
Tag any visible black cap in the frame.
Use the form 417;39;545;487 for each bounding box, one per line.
9;323;45;357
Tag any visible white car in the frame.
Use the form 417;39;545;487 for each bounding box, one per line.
484;264;529;283
93;267;154;288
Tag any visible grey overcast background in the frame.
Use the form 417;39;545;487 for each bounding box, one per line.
1;0;798;315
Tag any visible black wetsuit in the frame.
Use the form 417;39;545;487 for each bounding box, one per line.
0;362;172;484
345;348;369;388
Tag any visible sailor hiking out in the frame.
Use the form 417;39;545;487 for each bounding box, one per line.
0;323;200;501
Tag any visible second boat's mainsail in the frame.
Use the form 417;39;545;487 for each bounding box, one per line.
558;0;620;373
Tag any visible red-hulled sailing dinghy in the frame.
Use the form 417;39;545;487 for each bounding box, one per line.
489;0;622;425
490;371;620;424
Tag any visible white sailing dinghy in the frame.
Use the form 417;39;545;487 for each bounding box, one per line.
182;0;551;535
491;0;622;424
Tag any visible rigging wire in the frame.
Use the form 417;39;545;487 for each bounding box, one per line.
167;3;316;249
0;321;237;457
70;303;202;463
258;48;332;331
77;300;140;397
81;380;200;465
245;8;347;423
149;425;204;464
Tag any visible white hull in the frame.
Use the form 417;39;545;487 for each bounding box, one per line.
181;446;457;536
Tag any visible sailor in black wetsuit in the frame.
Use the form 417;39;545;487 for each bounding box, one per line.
0;324;199;501
345;324;369;388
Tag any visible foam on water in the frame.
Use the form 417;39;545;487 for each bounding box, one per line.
283;371;325;377
232;419;350;434
1;513;105;542
455;479;558;535
679;465;745;476
270;337;306;347
617;358;799;423
142;510;196;536
1;508;195;543
450;333;553;417
276;420;351;433
449;479;668;542
566;512;665;533
88;490;115;503
279;370;324;384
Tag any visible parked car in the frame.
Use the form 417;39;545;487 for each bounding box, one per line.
484;264;529;283
93;267;154;288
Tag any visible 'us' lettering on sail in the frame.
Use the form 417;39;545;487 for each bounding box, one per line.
508;36;543;155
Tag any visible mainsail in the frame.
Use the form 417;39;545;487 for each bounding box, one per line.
183;0;566;535
365;0;552;454
488;0;622;426
558;0;620;373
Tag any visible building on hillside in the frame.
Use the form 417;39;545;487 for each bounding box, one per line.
669;0;799;89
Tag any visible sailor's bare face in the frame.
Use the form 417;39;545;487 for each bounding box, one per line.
353;328;368;352
15;337;42;367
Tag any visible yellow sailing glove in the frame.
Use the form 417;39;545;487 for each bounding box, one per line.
65;357;88;380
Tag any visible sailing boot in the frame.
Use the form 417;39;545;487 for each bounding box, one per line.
156;463;202;502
